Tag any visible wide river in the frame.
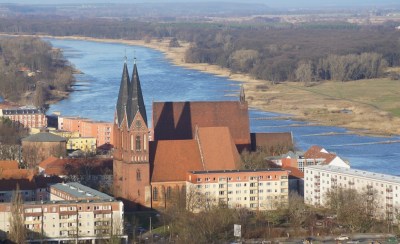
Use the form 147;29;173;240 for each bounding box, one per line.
46;38;400;175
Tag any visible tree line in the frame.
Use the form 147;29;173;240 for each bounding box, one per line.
0;36;74;108
0;16;398;84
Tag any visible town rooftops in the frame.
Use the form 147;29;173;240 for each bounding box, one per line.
189;168;286;174
51;182;114;201
22;132;66;142
305;165;400;184
0;160;19;170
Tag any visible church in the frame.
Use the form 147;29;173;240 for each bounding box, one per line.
112;59;293;210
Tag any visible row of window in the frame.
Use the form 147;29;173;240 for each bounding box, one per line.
196;175;286;182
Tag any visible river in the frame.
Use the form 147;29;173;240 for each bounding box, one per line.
46;38;400;175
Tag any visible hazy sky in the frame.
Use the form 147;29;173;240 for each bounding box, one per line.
0;0;398;8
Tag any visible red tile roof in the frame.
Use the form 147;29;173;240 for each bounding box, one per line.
197;127;240;170
250;132;293;154
150;127;241;183
39;157;113;176
0;169;36;180
0;160;19;170
282;166;304;179
150;140;203;182
152;101;251;149
304;145;337;164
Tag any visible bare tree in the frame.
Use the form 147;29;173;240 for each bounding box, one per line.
8;184;27;243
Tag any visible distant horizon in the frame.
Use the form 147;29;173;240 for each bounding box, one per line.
0;0;399;9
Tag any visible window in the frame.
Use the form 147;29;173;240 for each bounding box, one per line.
166;187;172;199
136;136;141;151
136;169;141;181
153;187;158;201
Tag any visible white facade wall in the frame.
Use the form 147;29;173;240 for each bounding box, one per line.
187;171;289;212
304;165;400;222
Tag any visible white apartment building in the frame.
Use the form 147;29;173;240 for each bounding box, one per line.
186;169;289;212
0;182;126;243
304;165;400;222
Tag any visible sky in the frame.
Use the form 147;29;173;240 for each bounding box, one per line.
0;0;398;8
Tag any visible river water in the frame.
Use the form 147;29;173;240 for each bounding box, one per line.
46;38;400;175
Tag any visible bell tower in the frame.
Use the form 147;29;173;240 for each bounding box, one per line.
113;58;151;209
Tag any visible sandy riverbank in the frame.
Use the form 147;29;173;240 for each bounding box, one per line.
3;33;399;136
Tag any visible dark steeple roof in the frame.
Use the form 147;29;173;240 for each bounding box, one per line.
116;59;130;127
127;61;148;127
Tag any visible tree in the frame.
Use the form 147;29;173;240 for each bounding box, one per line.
325;187;378;232
8;184;27;243
295;60;314;85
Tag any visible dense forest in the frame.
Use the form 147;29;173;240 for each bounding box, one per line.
0;36;74;107
0;16;399;83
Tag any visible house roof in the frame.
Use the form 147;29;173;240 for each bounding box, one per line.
304;145;336;164
150;127;241;182
0;169;36;180
0;176;62;192
152;101;250;148
51;182;114;201
250;132;293;153
39;157;113;176
197;127;240;170
22;132;66;142
282;166;304;179
0;160;19;170
150;140;203;182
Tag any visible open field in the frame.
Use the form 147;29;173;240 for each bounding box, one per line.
2;33;398;136
245;79;400;136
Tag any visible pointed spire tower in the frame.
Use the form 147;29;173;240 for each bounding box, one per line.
115;57;130;127
127;58;148;127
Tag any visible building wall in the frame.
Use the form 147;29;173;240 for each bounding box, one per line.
186;170;289;212
150;182;186;209
66;137;97;152
1;113;47;129
304;165;400;222
0;201;124;241
22;141;66;167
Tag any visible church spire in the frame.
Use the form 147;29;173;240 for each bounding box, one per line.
115;58;130;127
239;84;246;104
127;60;148;127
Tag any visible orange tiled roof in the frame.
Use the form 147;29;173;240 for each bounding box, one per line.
197;127;240;170
282;166;304;179
40;157;113;176
152;101;251;148
304;145;336;164
0;169;36;180
250;132;293;152
0;160;19;170
38;156;59;169
150;140;203;182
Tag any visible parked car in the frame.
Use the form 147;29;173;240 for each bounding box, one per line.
335;235;350;241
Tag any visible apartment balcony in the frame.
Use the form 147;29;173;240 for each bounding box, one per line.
314;189;320;193
348;181;355;185
314;182;320;186
386;188;393;193
314;175;320;179
386;204;393;208
331;178;337;182
386;196;393;200
366;185;373;189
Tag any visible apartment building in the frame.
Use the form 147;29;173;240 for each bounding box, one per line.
186;169;289;212
0;105;47;129
58;116;113;146
0;182;126;243
304;165;400;222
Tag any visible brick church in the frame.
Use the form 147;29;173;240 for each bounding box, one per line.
113;59;293;209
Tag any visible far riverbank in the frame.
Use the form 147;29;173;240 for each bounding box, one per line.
3;33;399;136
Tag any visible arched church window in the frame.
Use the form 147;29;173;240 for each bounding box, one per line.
166;186;172;199
136;136;141;151
136;169;141;181
153;187;158;201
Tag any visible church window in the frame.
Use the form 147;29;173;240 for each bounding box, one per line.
166;187;172;199
153;187;158;201
136;169;141;181
143;134;147;151
121;131;124;148
136;136;141;151
131;135;134;151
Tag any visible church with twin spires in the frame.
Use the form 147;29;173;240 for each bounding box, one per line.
113;59;293;210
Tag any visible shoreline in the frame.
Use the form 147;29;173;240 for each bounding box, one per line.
2;33;399;136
